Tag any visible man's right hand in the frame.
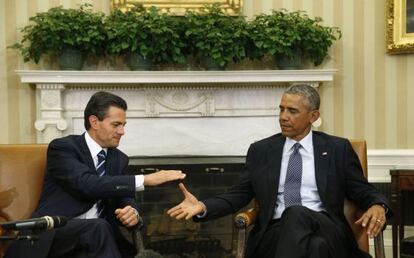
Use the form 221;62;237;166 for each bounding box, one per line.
143;170;185;186
167;183;205;220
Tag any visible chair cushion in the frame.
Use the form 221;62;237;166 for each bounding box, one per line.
0;145;47;221
401;236;414;255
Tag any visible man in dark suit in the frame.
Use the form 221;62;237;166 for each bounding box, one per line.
168;84;391;258
6;91;186;258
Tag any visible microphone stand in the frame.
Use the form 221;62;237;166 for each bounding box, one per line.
0;229;41;246
0;235;39;241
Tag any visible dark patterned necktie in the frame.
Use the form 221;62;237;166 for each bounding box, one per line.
284;143;303;207
96;150;106;217
96;150;106;177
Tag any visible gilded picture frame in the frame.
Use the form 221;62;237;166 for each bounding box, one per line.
387;0;414;54
110;0;242;15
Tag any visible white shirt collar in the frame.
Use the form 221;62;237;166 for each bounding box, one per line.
284;130;313;153
84;131;107;159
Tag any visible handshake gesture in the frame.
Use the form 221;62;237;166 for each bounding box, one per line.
142;170;205;220
167;183;206;220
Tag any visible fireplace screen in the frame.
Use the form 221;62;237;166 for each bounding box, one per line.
127;156;247;258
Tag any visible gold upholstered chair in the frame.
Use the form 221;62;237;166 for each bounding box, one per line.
0;144;143;257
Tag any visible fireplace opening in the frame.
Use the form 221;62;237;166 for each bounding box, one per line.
127;156;248;258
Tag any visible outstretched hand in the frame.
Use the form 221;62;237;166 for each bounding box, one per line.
354;204;386;238
144;170;186;186
167;183;205;220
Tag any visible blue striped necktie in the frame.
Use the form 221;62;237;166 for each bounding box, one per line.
96;150;106;177
284;143;303;207
96;150;106;217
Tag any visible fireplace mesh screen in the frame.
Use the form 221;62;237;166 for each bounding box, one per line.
128;156;246;258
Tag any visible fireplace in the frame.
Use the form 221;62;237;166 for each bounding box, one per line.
127;156;248;258
17;70;333;256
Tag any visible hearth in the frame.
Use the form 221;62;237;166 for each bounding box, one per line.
127;156;247;258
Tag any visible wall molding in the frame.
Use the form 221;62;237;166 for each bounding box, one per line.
368;149;414;183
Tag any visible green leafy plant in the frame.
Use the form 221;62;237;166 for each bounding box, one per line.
10;4;341;70
105;5;186;64
184;4;249;69
248;9;341;66
10;3;106;63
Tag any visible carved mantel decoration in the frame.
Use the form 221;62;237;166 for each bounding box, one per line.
17;69;336;156
110;0;242;15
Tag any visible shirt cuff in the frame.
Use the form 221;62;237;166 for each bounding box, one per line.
132;207;139;215
196;201;207;218
381;203;389;214
135;175;145;192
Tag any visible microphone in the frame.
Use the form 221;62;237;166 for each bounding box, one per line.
0;216;67;231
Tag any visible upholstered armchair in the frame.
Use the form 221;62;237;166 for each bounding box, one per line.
0;144;143;257
234;140;386;258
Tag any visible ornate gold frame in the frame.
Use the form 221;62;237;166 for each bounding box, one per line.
110;0;242;15
387;0;414;54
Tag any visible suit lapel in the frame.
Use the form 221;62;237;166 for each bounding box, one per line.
105;148;117;176
78;133;96;173
313;133;331;206
267;135;286;211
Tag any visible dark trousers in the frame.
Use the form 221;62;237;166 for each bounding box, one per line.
254;206;350;258
49;218;123;258
6;218;135;258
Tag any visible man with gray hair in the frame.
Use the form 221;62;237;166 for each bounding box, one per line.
168;84;391;258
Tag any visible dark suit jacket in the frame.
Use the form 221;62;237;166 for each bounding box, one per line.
34;134;137;218
12;134;138;258
196;131;390;258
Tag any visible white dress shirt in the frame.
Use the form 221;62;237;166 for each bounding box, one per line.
76;132;144;219
273;131;325;219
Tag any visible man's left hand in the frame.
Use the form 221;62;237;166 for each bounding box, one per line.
354;204;386;238
115;205;139;227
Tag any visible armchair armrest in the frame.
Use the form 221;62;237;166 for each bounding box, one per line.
0;216;6;235
234;208;258;258
234;208;258;229
132;216;145;254
374;231;385;258
0;216;10;258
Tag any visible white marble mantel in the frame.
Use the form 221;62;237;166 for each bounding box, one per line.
17;69;336;84
17;69;336;156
